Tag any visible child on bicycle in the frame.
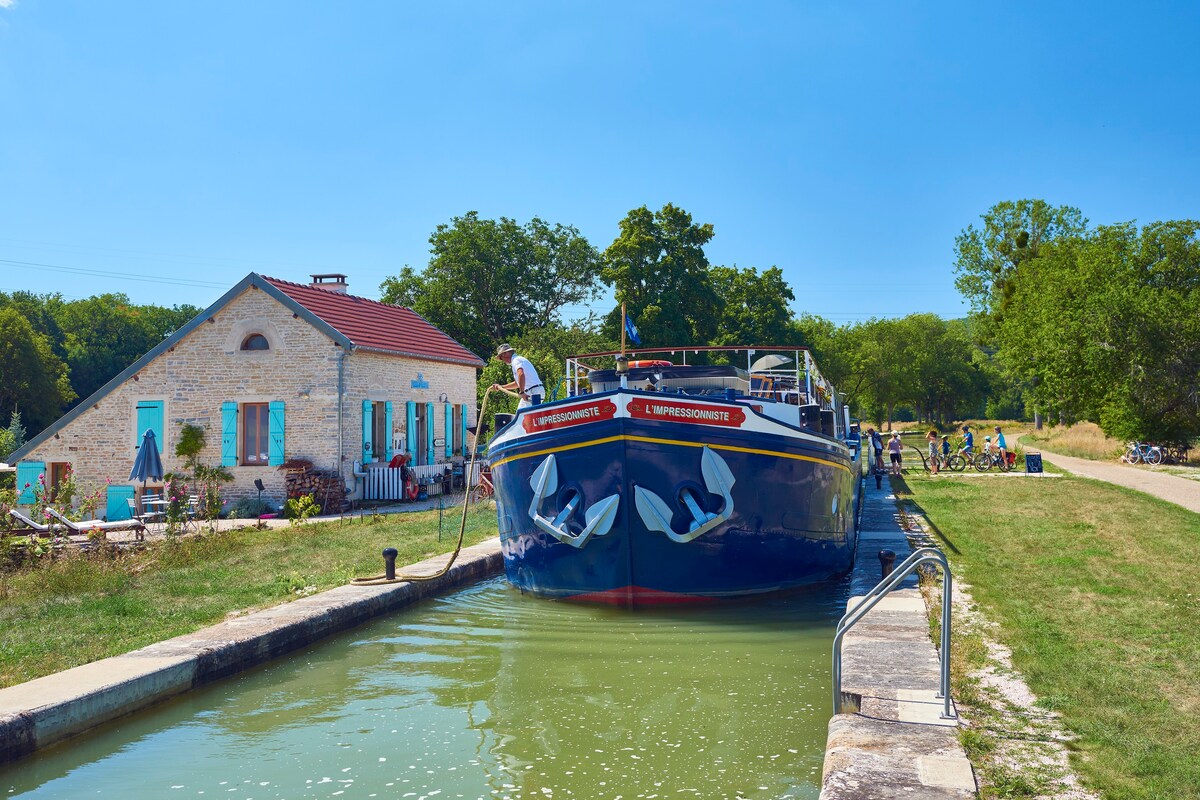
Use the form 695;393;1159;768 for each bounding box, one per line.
941;435;950;464
960;425;974;456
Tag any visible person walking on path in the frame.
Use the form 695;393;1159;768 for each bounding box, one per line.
492;344;544;409
887;431;903;476
926;430;940;474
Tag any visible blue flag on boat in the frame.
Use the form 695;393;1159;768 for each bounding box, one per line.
624;313;641;346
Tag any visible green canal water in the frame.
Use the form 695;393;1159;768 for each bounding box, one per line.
3;575;849;799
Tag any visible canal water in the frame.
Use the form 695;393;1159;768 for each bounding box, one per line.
3;575;849;799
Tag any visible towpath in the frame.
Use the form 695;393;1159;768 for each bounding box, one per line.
1036;449;1200;514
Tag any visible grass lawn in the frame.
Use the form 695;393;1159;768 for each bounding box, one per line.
900;472;1200;800
0;505;499;689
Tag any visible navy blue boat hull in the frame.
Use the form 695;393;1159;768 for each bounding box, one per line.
486;391;860;606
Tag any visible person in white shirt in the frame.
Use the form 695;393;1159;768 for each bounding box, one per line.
492;343;544;409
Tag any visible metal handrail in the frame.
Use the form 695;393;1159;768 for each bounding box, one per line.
832;547;955;719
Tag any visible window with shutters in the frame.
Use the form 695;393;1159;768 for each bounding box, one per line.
242;403;270;465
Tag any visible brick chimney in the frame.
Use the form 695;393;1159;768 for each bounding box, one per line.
309;273;349;293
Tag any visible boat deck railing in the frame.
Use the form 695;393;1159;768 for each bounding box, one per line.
832;547;955;718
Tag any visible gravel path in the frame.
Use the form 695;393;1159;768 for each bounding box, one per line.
1036;449;1200;513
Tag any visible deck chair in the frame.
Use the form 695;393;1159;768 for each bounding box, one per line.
47;508;146;541
8;509;64;533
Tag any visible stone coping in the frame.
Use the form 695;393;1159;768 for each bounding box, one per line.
0;537;504;764
820;481;977;799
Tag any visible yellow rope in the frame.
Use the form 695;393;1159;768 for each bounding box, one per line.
350;388;496;586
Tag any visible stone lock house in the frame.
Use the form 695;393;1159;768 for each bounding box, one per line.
9;273;485;519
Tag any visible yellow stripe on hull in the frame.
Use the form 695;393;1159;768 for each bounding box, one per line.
490;434;850;474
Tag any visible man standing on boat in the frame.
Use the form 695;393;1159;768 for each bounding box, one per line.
493;344;544;409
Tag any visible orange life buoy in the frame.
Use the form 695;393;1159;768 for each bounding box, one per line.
628;360;672;368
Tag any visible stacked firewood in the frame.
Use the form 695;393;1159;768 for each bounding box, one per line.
281;461;348;514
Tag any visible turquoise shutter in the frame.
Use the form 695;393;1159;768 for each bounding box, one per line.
135;400;165;448
425;402;435;465
406;401;417;461
106;485;136;522
268;401;286;466
384;402;394;461
460;403;469;457
221;402;238;466
362;399;373;461
16;461;45;504
444;403;453;458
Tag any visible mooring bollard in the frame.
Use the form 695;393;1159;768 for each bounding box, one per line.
874;469;883;489
878;548;896;578
383;547;398;581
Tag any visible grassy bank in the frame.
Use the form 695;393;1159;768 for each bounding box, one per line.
1022;421;1126;461
899;472;1200;799
0;505;499;689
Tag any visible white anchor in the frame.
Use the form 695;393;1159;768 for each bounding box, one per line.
527;453;620;549
634;445;736;543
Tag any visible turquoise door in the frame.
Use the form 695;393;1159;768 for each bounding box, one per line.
106;486;136;521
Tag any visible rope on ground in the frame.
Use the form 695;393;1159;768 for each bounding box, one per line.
350;388;497;586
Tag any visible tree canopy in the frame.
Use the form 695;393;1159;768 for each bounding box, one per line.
379;212;602;360
600;203;722;346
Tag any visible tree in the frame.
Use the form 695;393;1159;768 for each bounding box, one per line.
0;308;75;436
997;220;1200;442
953;199;1088;339
0;409;26;463
708;265;798;347
601;204;722;347
380;212;602;359
53;294;199;405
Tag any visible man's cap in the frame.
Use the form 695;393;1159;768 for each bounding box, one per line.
496;343;515;357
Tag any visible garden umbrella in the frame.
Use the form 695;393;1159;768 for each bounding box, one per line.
129;429;165;490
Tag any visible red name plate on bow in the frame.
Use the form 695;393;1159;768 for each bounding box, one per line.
627;398;745;427
522;399;618;433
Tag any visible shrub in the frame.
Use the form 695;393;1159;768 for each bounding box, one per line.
283;494;320;526
228;497;272;519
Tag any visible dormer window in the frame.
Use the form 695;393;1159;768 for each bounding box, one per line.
241;334;270;351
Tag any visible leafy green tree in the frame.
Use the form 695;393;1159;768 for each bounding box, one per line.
0;308;75;436
998;220;1200;442
380;212;602;360
53;294;199;404
601;203;722;347
953;199;1088;338
0;410;26;463
708;265;798;347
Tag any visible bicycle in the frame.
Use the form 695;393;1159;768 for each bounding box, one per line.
469;464;495;504
943;437;971;472
973;449;1012;472
1124;442;1163;465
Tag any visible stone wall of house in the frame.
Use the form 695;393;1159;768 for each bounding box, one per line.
21;284;485;514
22;285;342;508
341;350;479;477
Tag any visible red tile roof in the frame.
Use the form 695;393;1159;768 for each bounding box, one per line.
262;276;485;367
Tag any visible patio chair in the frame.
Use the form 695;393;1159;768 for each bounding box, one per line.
47;508;146;541
8;509;65;534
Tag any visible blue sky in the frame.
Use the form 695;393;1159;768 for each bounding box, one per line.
1;1;1197;324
